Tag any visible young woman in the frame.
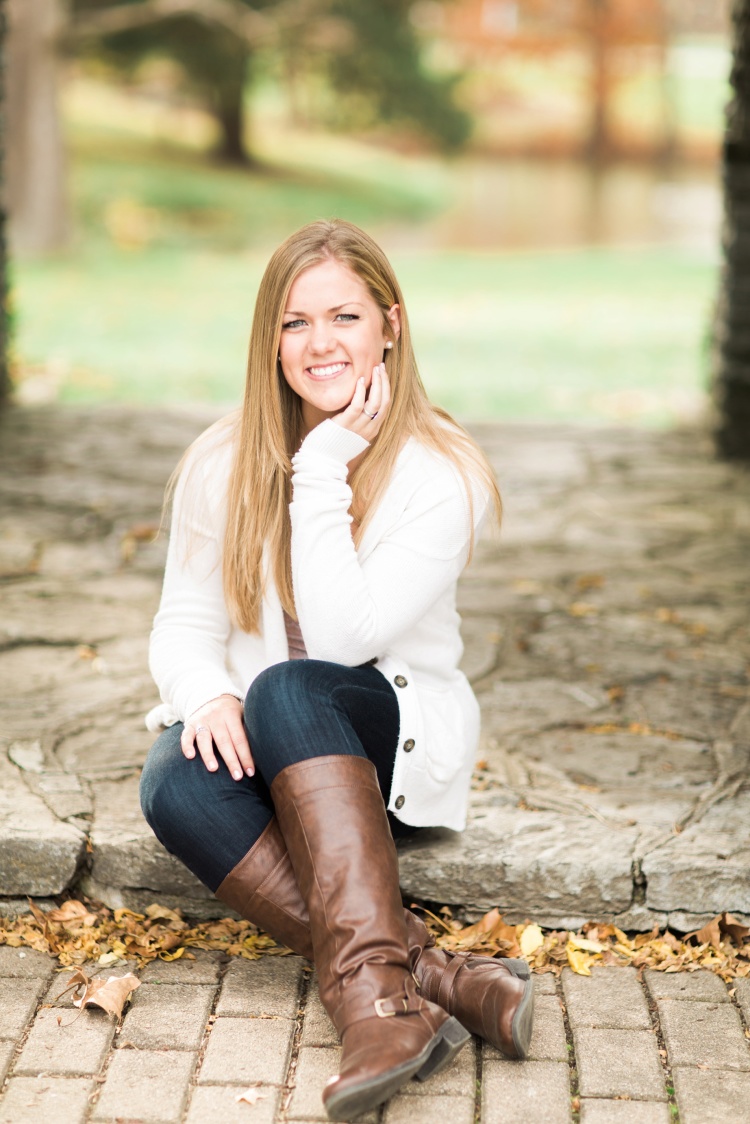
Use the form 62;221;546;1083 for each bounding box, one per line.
140;219;533;1120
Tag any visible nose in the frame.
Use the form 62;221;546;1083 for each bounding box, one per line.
309;321;335;355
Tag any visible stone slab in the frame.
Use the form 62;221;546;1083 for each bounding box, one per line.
481;1059;571;1124
579;1102;671;1124
15;1005;115;1076
0;978;45;1040
300;979;338;1048
396;803;637;917
119;981;215;1050
735;978;750;1025
92;1048;196;1123
384;1094;475;1124
396;1038;475;1097
573;1029;666;1100
0;1076;94;1124
185;1085;280;1124
562;967;651;1030
287;1047;377;1122
139;950;222;985
485;994;567;1062
657;999;750;1070
2;409;750;927
198;1016;294;1086
88;776;212;897
644;969;729;1004
0;1040;15;1085
216;955;305;1019
673;1067;750;1124
76;876;226;920
642;792;750;916
0;754;86;895
0;946;55;979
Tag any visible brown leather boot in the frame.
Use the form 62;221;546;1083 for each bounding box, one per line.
216;819;533;1058
404;910;534;1059
215;819;313;960
271;755;471;1122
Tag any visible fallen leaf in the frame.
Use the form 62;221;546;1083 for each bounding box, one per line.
71;972;140;1018
686;917;722;948
145;904;184;923
568;936;606;954
721;913;750;946
566;944;594;976
519;924;544;957
235;1087;268;1106
46;901;98;928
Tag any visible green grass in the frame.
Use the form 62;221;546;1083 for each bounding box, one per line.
14;239;717;424
11;82;719;425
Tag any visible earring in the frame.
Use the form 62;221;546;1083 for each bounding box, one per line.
385;341;393;350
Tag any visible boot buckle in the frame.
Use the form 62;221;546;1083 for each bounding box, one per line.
374;997;409;1018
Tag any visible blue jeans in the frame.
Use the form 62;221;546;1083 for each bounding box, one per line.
140;660;405;892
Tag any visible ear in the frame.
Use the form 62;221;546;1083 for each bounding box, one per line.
385;303;401;343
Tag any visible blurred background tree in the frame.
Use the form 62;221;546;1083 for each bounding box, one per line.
2;0;734;444
713;0;750;458
7;0;470;254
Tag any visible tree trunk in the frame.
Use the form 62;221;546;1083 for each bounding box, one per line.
713;0;750;458
585;0;612;163
6;0;68;255
215;73;247;163
213;54;251;165
0;0;10;406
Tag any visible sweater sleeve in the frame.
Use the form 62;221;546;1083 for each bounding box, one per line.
290;420;488;666
148;446;242;722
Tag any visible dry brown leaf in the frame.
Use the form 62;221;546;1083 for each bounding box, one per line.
519;924;544;957
235;1087;269;1106
145;904;184;924
72;972;140;1018
46;901;98;927
686;917;723;948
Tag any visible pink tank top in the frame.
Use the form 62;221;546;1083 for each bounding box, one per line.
283;610;308;660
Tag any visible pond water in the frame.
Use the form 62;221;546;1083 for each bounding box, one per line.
384;157;722;254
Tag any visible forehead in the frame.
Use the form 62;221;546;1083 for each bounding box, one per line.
285;259;372;309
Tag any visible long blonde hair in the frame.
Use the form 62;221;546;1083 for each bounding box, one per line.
175;219;501;633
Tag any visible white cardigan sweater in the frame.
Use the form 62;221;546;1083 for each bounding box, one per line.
146;419;489;830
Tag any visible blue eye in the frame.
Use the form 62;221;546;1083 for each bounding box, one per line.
282;319;305;329
336;313;358;322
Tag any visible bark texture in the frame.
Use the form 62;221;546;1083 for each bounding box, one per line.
0;0;10;405
714;0;750;458
6;0;68;255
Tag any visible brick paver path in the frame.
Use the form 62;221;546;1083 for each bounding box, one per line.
1;946;749;1123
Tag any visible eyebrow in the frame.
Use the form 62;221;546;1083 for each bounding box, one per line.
282;301;366;316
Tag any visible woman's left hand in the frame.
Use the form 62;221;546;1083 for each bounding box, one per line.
331;363;391;440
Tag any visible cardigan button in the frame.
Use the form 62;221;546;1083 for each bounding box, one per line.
403;739;415;752
395;795;405;810
394;675;408;688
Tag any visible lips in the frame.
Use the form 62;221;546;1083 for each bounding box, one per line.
306;362;349;379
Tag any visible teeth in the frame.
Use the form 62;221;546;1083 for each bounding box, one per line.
309;363;346;376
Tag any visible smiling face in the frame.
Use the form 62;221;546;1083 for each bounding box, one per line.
278;257;400;432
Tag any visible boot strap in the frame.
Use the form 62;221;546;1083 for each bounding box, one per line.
437;951;469;1012
337;988;426;1032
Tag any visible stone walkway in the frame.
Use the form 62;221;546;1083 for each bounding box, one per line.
1;945;750;1123
2;405;750;1123
1;405;749;928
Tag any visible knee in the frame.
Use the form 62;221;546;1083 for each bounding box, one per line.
245;661;319;722
244;661;335;749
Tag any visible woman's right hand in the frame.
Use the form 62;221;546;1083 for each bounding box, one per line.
181;694;255;781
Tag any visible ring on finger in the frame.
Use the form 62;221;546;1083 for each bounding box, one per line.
363;409;378;419
195;725;210;735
